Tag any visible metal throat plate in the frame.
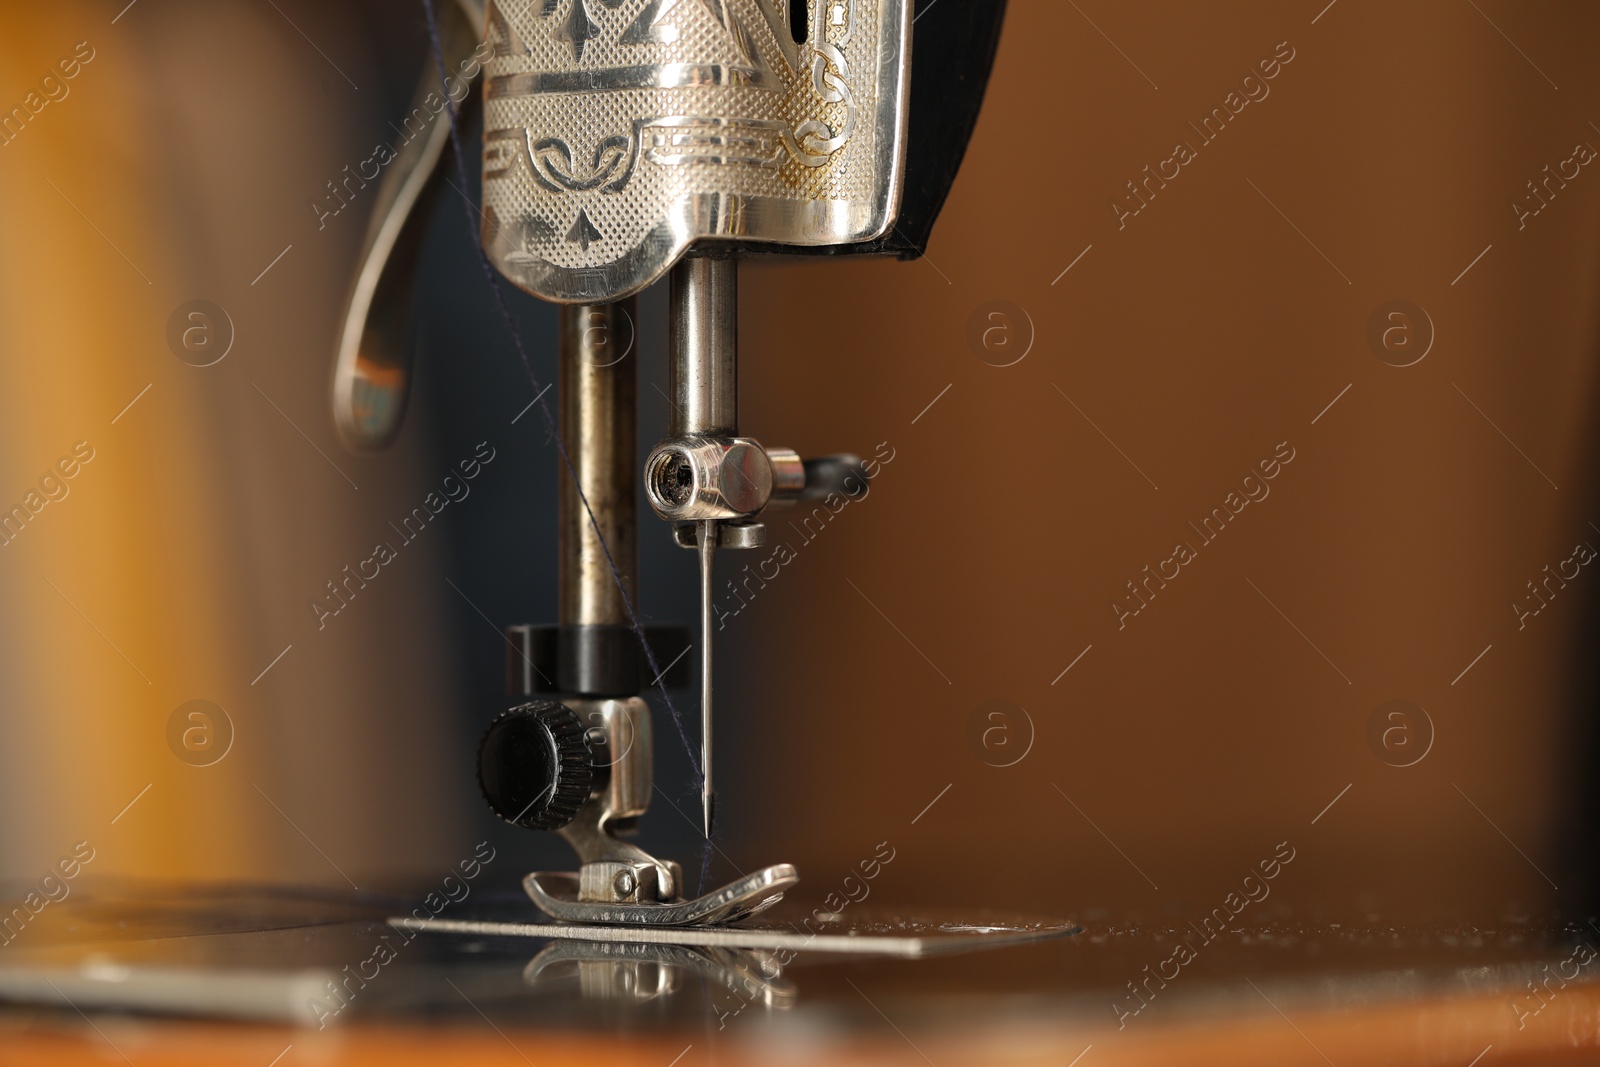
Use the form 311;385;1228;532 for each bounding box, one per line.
390;910;1079;959
480;0;912;303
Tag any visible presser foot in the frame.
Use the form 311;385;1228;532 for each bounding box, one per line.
523;863;798;927
479;701;799;928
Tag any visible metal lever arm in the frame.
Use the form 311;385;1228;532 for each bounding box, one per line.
330;0;485;450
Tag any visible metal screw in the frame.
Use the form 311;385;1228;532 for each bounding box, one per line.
612;868;638;899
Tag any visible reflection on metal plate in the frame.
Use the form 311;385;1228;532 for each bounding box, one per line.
523;939;799;1009
0;961;336;1027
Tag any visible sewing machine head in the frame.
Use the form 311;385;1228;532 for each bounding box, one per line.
333;0;1007;930
478;0;911;302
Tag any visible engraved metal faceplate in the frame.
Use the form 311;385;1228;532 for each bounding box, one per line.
480;0;911;303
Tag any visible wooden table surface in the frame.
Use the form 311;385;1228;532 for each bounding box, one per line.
3;974;1599;1066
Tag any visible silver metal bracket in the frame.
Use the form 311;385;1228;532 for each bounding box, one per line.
524;864;799;927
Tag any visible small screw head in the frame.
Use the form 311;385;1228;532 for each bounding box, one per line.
613;868;638;898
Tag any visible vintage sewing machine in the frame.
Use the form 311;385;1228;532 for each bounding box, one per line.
6;6;1599;1059
329;0;1037;939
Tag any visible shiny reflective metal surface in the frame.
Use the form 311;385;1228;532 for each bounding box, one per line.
554;698;679;901
397;899;1076;954
645;436;775;520
521;863;798;926
669;253;739;436
764;447;807;497
480;0;913;303
671;521;767;549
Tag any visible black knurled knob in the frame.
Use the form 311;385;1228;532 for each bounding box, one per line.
477;701;594;831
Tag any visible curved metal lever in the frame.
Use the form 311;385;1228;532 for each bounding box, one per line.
330;0;485;451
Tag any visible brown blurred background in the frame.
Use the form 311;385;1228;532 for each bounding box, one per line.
1;0;1598;928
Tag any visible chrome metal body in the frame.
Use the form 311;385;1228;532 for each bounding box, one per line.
645;436;775;521
480;0;914;303
669;253;739;435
